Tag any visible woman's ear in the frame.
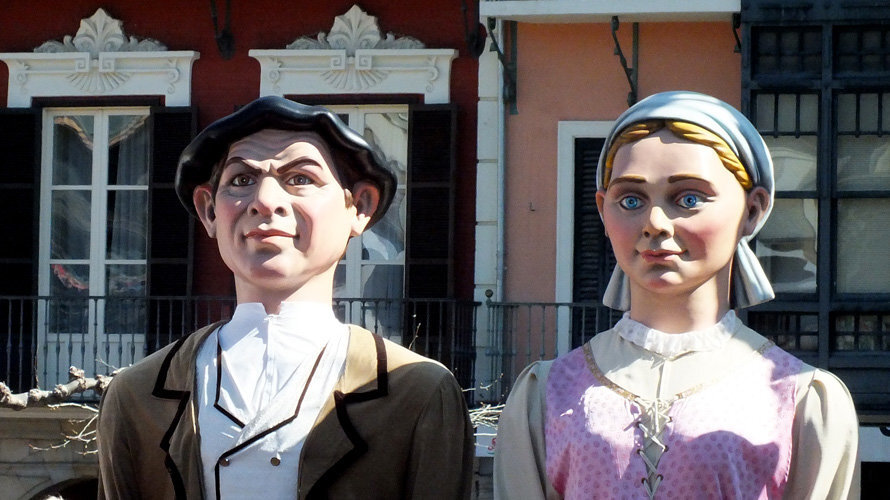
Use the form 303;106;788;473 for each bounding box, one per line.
349;181;381;236
595;189;609;238
193;184;217;238
742;186;770;236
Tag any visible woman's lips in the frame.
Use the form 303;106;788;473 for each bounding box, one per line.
639;249;682;263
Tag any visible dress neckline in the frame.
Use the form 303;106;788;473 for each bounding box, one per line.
614;310;739;359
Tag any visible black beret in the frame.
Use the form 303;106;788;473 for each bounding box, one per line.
175;96;396;226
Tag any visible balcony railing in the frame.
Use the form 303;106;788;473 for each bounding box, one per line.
483;301;621;400
0;296;479;399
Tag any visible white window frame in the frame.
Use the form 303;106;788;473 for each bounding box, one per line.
555;120;613;356
37;106;150;385
328;104;409;300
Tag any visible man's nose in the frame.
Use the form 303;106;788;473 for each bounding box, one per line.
642;205;673;238
249;177;289;216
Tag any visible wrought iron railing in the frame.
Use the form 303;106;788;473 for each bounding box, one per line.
0;296;479;399
482;300;620;400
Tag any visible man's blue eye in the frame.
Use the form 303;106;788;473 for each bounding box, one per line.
619;196;641;210
679;194;702;208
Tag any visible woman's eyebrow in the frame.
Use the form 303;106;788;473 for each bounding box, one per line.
609;174;646;186
667;173;711;183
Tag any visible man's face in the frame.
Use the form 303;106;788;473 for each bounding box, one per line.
194;129;374;302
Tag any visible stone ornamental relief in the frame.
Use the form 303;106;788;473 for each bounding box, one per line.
0;8;198;107
250;5;456;104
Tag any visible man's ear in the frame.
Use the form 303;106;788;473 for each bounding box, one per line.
742;186;770;236
193;184;217;238
595;189;609;238
350;181;381;236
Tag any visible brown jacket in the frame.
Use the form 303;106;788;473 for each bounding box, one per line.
97;323;474;499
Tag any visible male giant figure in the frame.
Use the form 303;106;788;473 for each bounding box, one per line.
97;96;474;499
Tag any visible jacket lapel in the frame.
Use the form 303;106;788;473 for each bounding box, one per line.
298;327;388;498
152;322;222;500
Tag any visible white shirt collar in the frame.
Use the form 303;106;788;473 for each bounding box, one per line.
614;310;739;358
219;301;341;353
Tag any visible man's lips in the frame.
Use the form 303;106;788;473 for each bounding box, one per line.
244;229;296;239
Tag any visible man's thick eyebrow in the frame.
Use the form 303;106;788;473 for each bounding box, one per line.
609;175;646;186
222;156;320;172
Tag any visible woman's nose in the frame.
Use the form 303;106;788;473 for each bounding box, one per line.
643;205;673;238
249;177;289;216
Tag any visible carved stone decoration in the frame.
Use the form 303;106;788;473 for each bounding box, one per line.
35;8;167;58
286;5;424;54
0;8;199;107
250;4;455;103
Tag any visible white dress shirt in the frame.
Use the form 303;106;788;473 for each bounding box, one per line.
196;302;349;500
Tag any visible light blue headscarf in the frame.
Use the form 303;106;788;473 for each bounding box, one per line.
596;91;775;310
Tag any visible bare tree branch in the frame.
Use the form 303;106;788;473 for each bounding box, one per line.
0;366;120;410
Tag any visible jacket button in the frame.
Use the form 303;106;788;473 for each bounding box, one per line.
219;458;230;467
270;457;281;466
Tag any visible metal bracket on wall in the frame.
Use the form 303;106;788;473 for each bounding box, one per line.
486;18;518;114
732;13;742;53
611;16;638;107
210;0;235;60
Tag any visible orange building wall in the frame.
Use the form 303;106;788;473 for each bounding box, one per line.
503;22;741;302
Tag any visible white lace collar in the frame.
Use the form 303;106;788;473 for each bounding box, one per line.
614;310;739;358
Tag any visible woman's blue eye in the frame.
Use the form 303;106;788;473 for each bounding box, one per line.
678;194;702;208
619;196;641;210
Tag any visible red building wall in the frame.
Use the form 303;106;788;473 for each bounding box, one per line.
0;1;478;297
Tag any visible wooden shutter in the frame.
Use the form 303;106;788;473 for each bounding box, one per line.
572;137;618;346
147;107;196;351
405;103;456;299
0;109;39;391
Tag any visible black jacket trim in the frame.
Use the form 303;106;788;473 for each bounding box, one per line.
213;339;246;428
151;333;194;500
307;333;388;498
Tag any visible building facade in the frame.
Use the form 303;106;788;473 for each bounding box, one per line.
0;2;479;497
474;0;890;494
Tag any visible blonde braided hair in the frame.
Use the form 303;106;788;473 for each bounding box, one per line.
602;119;753;190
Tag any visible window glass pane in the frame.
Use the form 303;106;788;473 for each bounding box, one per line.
52;115;93;185
837;135;890;191
799;94;818;132
51;190;91;259
755;94;775;133
362;112;407;262
837;199;890;293
105;264;146;333
360;265;403;339
107;190;147;259
47;264;89;333
755;198;818;293
108;115;149;186
361;264;404;300
333;263;347;297
764;136;817;190
837;94;857;132
777;94;798;132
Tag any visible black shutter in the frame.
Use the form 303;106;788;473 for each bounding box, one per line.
572;137;618;346
147;107;196;351
0;109;39;391
405;104;456;298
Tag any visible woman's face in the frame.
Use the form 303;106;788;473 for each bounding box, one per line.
596;129;760;302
